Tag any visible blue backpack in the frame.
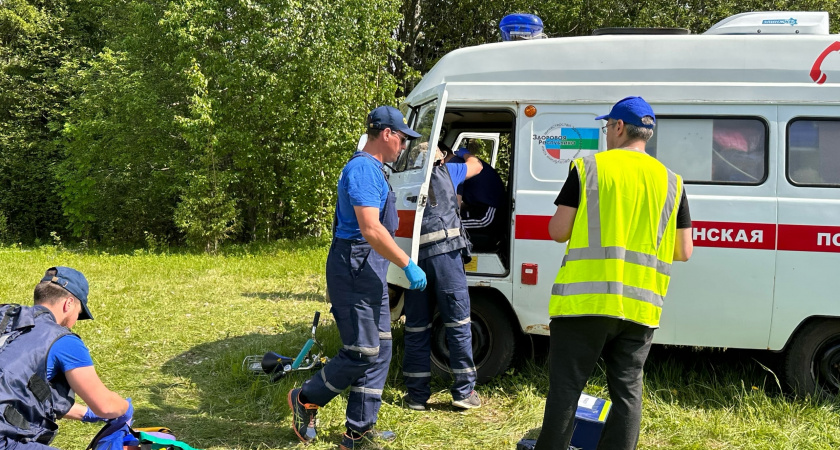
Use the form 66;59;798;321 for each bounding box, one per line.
87;422;202;450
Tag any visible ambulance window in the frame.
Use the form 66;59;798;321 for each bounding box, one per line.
394;99;438;172
648;117;767;185
787;119;840;187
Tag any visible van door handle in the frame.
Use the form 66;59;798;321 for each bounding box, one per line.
407;195;417;203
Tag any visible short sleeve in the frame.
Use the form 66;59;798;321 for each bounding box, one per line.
345;163;386;208
444;162;468;188
554;166;581;208
47;334;94;381
676;190;692;229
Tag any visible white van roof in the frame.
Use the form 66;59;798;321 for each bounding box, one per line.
404;12;840;106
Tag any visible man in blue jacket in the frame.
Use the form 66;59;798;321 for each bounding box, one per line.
0;267;132;450
402;143;483;411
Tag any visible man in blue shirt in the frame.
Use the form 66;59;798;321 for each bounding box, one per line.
289;106;427;450
0;267;132;450
402;143;484;411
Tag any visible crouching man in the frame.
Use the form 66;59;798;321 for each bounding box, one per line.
0;267;132;450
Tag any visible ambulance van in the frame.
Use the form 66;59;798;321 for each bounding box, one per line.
385;11;840;397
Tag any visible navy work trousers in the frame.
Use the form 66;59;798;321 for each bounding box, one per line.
403;249;476;403
301;238;392;434
535;316;654;450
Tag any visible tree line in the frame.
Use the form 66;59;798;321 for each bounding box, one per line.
1;0;837;250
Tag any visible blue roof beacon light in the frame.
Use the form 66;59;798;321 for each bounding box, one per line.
500;13;545;41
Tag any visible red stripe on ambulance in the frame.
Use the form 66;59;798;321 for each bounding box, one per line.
779;224;840;253
512;217;840;253
515;215;552;241
690;221;775;250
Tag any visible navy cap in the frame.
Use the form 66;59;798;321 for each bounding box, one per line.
595;96;656;129
41;266;93;320
366;106;421;139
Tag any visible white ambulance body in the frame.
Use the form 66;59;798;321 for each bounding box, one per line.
385;11;840;396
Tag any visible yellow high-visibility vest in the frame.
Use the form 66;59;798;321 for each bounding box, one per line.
549;150;683;328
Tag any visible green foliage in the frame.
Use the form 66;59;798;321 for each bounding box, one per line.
393;0;840;95
0;211;9;244
59;0;402;246
174;174;240;253
0;1;77;241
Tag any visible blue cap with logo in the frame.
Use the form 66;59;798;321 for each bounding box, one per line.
41;266;93;320
367;106;421;139
595;96;656;129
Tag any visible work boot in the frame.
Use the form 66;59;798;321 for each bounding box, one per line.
288;388;318;442
403;394;427;411
338;429;397;449
451;390;482;409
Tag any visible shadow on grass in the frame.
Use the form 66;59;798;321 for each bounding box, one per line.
241;291;326;303
643;345;788;400
155;326;330;449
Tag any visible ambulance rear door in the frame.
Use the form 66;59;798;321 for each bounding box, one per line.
387;86;449;288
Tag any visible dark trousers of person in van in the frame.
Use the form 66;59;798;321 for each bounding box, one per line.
534;316;654;450
403;249;476;403
300;238;392;434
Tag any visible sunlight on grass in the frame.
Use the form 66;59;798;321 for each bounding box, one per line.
1;242;839;449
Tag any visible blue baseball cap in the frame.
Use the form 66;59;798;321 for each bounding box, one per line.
366;106;421;139
41;266;93;320
595;96;656;129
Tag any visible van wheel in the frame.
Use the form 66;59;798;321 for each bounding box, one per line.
783;319;840;397
430;296;516;384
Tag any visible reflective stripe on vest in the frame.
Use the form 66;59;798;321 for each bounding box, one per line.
419;227;461;245
549;151;682;328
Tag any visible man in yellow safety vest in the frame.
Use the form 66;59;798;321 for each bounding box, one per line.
534;96;694;450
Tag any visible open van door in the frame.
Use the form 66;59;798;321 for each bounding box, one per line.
386;86;449;290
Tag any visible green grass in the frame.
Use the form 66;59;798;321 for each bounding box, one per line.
1;241;839;449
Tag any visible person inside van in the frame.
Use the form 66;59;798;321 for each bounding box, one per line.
446;141;508;257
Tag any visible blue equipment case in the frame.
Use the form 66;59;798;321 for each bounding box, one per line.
516;393;611;450
570;393;611;449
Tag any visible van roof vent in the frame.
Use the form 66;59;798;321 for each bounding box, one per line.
592;27;689;36
704;11;829;35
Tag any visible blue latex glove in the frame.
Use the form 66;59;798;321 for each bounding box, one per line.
403;260;427;291
454;147;470;159
108;398;133;428
82;406;106;423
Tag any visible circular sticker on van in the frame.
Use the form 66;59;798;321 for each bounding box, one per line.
533;123;599;164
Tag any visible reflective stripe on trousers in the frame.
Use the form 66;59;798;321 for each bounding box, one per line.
403;250;476;403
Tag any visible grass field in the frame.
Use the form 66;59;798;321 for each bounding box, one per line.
1;240;839;449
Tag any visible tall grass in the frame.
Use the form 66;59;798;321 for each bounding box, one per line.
1;242;838;449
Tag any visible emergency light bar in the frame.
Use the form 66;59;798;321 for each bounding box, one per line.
500;14;545;41
704;11;829;35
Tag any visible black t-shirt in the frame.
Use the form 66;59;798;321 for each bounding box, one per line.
554;167;692;229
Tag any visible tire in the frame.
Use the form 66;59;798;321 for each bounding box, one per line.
783;318;840;398
429;293;516;384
